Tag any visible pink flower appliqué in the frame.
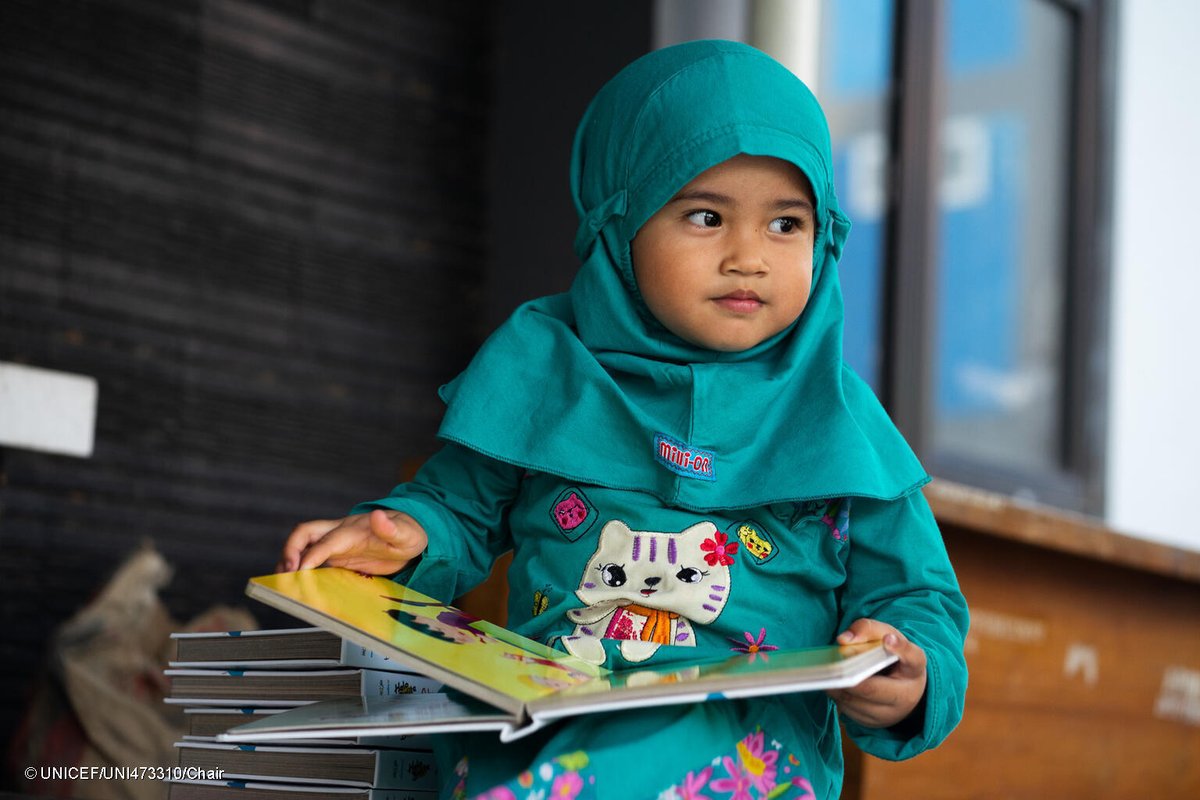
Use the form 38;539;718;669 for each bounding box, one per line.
551;771;583;799
678;766;713;800
735;731;779;794
728;628;779;663
709;755;753;800
700;532;739;566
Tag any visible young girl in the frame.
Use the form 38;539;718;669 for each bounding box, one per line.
280;40;968;800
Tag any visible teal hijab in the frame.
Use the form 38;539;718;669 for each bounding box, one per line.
437;40;927;511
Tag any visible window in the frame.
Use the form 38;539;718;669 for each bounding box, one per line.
773;0;1113;513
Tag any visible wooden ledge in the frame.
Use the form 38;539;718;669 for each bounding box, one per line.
925;478;1200;584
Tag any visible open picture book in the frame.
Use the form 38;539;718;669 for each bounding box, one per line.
220;568;896;743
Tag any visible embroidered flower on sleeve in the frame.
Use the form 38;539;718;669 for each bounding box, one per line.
728;628;779;662
700;532;739;566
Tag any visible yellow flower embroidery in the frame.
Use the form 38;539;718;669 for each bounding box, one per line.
736;740;767;777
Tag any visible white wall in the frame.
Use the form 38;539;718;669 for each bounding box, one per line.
1107;0;1200;552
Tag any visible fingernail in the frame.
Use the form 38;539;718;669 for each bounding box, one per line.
884;633;897;647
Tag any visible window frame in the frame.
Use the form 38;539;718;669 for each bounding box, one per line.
882;0;1116;513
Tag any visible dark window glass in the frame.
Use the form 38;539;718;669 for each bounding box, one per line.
819;0;895;392
932;0;1074;475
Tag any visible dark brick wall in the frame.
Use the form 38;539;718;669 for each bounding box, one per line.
0;0;492;753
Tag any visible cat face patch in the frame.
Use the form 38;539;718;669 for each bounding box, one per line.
562;519;732;665
732;520;777;565
549;487;597;541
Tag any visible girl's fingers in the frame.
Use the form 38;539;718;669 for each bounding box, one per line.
295;525;365;571
279;519;342;572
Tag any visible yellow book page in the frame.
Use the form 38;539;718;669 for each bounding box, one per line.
249;569;606;706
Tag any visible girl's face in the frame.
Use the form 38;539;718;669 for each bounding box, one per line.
631;154;816;353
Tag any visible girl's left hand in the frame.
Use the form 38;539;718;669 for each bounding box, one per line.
826;618;928;729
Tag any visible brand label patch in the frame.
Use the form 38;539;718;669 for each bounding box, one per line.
653;433;716;482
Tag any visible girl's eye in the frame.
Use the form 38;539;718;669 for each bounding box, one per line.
685;210;721;228
768;217;798;234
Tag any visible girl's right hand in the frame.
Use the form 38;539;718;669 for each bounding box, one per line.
276;509;428;576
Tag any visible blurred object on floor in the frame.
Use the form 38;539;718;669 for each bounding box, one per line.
6;545;256;800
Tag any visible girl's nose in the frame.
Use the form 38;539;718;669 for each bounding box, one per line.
720;226;769;275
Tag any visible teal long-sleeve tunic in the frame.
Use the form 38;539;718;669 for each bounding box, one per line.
355;442;969;800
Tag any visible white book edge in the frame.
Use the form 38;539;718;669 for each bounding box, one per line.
168;780;437;800
171;628;327;640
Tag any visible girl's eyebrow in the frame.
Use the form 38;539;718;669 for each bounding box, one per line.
773;198;815;215
669;189;734;206
669;190;815;214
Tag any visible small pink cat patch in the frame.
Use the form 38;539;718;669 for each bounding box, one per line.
554;493;589;531
549;487;597;541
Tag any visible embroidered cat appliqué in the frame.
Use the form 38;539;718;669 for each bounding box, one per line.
554;493;589;531
561;519;732;665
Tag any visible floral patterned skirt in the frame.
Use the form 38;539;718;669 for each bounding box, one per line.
445;697;838;800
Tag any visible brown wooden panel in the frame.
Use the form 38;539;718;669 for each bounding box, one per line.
853;483;1200;799
866;704;1200;798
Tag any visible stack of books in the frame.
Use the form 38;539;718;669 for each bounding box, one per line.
164;627;441;799
169;568;899;800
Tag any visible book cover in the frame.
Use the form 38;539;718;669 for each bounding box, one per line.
242;569;606;716
226;568;897;741
219;692;518;740
182;707;433;750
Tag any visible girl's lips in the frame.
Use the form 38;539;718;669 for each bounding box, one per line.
714;291;764;313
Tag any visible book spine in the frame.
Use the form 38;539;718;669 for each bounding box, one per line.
374;750;438;792
360;669;442;697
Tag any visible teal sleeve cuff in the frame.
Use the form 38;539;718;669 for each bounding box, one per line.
844;636;966;761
